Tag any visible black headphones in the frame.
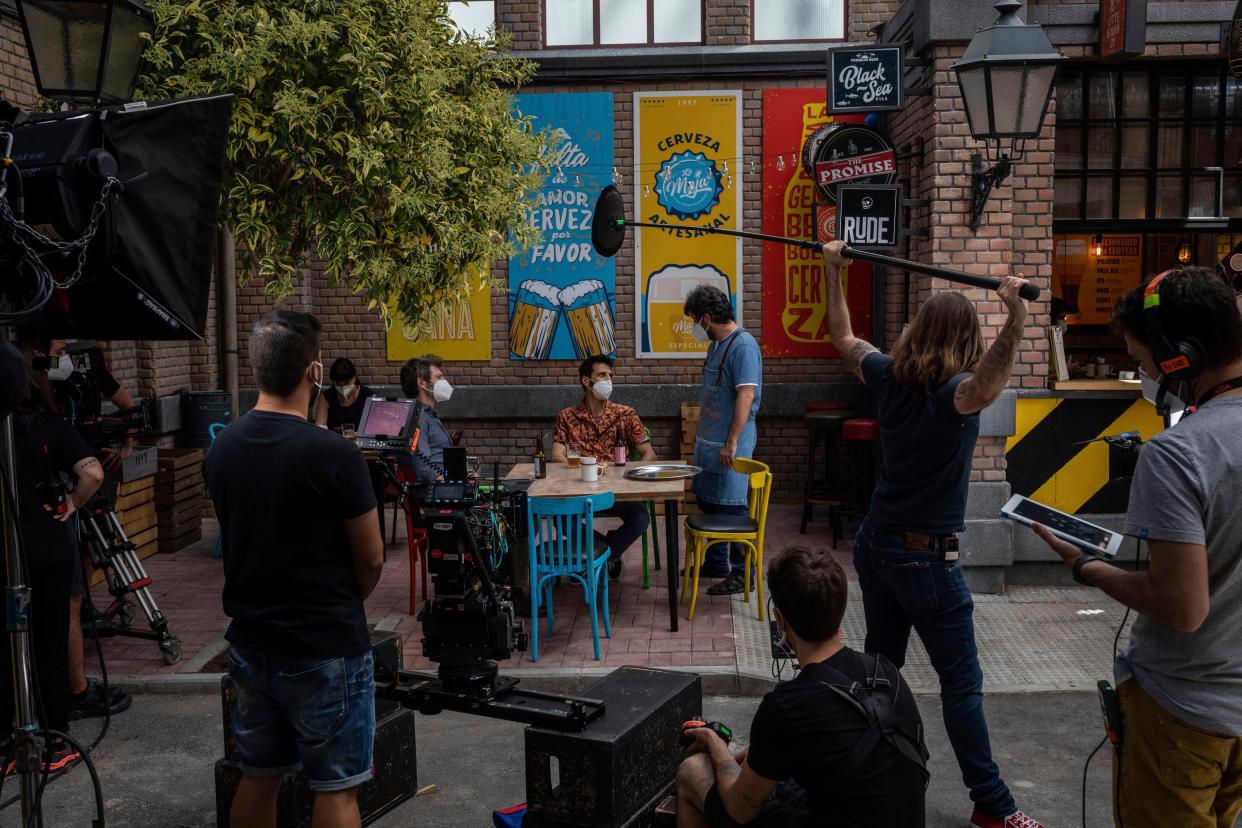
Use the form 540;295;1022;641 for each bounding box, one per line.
1141;269;1205;382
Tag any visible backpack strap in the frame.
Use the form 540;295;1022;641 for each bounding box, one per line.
807;654;930;784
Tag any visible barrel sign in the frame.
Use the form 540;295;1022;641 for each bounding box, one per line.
804;123;897;204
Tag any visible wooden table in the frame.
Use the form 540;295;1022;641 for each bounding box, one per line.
505;461;691;632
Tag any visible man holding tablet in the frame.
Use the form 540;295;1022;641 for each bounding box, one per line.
1033;266;1242;827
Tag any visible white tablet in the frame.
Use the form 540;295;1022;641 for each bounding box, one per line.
1000;494;1124;558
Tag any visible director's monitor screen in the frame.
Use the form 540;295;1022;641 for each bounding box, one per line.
3;94;233;340
357;397;420;441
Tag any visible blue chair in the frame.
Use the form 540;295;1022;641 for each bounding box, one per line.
525;493;614;662
209;422;226;559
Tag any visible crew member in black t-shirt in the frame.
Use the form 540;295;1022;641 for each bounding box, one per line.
1;347;104;772
675;546;926;827
206;311;384;828
314;357;373;432
42;340;136;721
822;240;1040;828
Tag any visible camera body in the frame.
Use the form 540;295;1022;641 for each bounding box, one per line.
417;508;526;691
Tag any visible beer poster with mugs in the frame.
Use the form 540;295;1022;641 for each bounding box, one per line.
387;273;491;361
634;91;743;358
760;88;872;358
508;92;617;361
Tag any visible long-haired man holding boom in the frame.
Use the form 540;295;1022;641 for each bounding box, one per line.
821;241;1043;828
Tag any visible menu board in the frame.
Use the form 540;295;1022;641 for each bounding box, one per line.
1054;234;1144;325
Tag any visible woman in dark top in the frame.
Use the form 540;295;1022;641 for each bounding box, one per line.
314;358;373;432
1;345;104;772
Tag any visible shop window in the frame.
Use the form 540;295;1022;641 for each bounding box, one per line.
544;0;703;46
752;0;845;42
1055;66;1242;220
448;1;495;39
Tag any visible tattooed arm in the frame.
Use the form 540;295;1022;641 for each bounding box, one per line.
953;275;1031;415
685;729;778;824
51;456;105;522
822;240;878;381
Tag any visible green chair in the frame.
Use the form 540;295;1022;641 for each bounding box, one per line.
639;427;661;589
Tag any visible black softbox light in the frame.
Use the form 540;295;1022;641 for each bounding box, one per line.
5;93;232;340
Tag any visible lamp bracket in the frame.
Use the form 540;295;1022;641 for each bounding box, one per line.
970;152;1011;232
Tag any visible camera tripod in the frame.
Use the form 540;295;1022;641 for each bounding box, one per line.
77;493;181;665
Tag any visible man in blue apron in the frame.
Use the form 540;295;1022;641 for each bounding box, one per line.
684;285;762;596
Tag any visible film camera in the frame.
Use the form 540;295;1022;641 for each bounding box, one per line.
353;397;526;698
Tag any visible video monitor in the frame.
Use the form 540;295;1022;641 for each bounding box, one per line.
357;398;418;439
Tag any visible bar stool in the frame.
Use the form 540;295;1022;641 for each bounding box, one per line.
804;401;851;413
801;408;859;545
842;417;880;523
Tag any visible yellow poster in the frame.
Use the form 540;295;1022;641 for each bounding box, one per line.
634;92;743;358
386;277;491;361
1054;234;1143;325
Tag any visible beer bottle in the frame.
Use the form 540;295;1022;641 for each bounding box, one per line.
533;437;547;479
613;426;627;467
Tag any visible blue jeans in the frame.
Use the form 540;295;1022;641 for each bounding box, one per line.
228;647;375;792
698;501;749;574
852;520;1015;819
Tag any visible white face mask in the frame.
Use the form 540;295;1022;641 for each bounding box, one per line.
340;384;357;398
690;317;710;342
310;360;325;406
46;354;74;381
432;378;453;403
590;379;613;401
1140;366;1185;416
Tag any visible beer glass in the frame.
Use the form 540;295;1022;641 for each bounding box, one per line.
566;444;581;469
643;265;731;353
560;279;616;358
509;279;563;360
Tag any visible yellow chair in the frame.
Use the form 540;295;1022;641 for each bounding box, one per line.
680;458;773;621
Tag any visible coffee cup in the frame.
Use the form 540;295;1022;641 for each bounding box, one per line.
581;456;598;482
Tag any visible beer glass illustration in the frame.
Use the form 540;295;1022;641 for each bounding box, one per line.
643;265;731;353
560;279;616;358
509;279;563;360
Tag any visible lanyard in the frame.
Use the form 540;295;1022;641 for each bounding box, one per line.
1185;375;1242;416
708;329;743;389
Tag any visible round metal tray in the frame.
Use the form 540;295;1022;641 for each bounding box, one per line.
623;463;702;481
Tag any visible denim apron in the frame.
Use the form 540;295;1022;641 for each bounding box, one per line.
692;330;757;507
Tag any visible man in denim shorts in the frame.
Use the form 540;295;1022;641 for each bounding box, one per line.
206;311;385;828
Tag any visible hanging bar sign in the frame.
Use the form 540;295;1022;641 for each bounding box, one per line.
836;185;901;251
1230;0;1242;77
828;46;903;114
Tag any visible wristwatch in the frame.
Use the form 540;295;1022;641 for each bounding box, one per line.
1072;554;1100;586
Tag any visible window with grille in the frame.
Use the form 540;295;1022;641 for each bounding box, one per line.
1054;66;1242;221
752;0;845;43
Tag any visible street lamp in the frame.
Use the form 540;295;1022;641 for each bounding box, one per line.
952;0;1064;231
16;0;155;105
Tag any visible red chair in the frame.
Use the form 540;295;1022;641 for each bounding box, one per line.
804;401;850;413
842;418;881;518
396;467;431;614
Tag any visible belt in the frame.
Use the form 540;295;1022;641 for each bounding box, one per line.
903;532;960;563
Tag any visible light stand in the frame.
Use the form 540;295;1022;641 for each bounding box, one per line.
2;405;41;826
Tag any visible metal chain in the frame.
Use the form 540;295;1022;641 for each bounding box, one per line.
0;175;121;287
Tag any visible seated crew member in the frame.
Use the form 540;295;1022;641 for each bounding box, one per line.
675;546;927;827
206;311;384;828
552;355;653;580
1;346;105;773
399;354;453;482
1034;267;1242;827
43;339;134;720
315;358;373;431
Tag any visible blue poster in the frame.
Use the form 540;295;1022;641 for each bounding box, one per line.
509;93;616;361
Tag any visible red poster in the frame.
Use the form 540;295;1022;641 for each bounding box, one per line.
761;89;873;358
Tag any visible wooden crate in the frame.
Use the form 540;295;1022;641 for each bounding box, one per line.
156;448;205;553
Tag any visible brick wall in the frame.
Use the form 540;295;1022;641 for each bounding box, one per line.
883;44;1055;483
0;12;37;107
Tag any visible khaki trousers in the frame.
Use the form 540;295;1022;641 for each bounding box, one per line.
1114;679;1242;828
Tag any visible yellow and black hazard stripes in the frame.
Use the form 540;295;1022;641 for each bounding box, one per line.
1005;397;1165;514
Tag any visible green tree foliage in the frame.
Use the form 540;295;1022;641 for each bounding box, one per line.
137;0;546;324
